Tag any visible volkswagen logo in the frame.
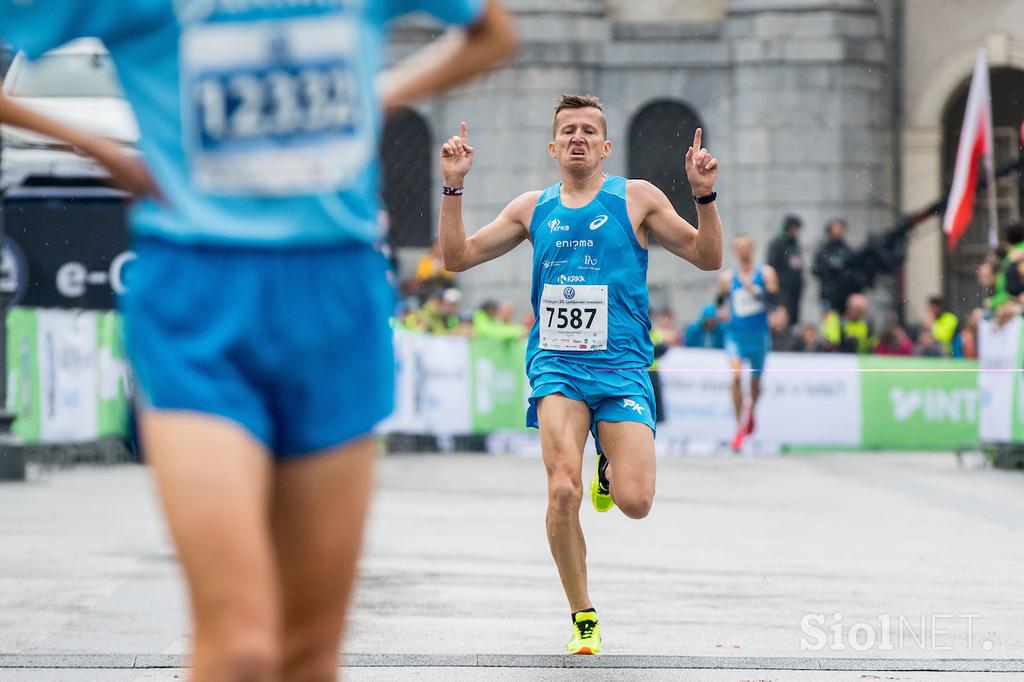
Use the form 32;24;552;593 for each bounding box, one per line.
563;287;576;299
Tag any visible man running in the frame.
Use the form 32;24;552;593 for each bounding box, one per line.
438;94;723;654
719;235;778;451
1;2;516;680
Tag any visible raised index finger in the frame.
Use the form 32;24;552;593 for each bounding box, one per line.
692;127;702;150
460;121;469;144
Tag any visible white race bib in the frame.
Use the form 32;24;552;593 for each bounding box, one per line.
179;15;372;196
539;284;608;352
731;285;765;318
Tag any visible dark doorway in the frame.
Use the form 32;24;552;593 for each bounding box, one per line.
628;100;704;228
381;108;433;248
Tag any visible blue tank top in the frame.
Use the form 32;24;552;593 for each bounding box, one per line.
728;266;769;340
525;175;652;375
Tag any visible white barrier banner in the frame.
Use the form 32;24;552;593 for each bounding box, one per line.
978;316;1022;442
380;331;472;435
37;309;98;442
757;352;861;445
656;348;861;447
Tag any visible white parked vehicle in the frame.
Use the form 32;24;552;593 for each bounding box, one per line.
0;38;138;190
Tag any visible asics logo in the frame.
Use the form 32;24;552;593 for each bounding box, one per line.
623;399;645;415
589;215;608;231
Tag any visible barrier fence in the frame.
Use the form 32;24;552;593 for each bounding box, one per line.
6;311;1023;452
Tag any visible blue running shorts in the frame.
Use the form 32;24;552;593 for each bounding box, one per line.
121;237;395;458
725;334;770;374
526;359;656;438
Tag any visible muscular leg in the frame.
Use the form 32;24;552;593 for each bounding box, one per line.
536;394;594;612
750;374;763;413
595;421;655;520
142;412;280;682
272;438;376;682
729;356;744;425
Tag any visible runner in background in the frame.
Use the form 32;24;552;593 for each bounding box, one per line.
719;235;778;452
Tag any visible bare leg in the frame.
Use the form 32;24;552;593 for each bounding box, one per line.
536;394;594;612
750;374;763;415
729;356;744;425
142;412;280;682
595;421;655;520
272;437;376;682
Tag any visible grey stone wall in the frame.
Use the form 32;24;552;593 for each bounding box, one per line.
388;0;888;327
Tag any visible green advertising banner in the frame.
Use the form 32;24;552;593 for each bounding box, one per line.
859;356;979;450
5;307;39;442
470;337;528;433
97;311;131;438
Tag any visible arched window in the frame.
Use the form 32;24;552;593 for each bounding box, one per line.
628;100;704;228
381;108;432;248
941;67;1024;315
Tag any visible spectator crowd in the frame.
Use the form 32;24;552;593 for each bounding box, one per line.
673;213;1013;360
393;215;1024;361
395;239;529;340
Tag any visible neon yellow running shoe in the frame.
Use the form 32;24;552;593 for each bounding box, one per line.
566;611;602;655
590;451;614;513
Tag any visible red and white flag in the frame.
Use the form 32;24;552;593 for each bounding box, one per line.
943;49;997;250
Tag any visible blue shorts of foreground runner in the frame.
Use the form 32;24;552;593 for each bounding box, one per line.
526;360;656;437
725;335;769;374
121;236;395;458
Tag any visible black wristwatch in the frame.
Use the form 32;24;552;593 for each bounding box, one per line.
693;191;717;205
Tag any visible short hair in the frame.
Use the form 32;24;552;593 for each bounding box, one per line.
782;214;802;230
553;94;606;137
1006;221;1024;245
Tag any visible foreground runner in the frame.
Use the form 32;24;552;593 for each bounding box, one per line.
719;235;778;451
0;2;517;680
438;94;723;653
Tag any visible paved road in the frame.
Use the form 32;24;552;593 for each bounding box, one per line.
1;452;1023;680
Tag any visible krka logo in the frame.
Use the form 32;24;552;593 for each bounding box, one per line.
549;218;569;232
563;287;576;300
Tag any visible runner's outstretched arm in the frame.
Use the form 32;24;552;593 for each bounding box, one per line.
437;121;535;271
379;0;519;111
636;127;722;270
0;91;160;198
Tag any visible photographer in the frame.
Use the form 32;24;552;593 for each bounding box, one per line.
812;218;855;313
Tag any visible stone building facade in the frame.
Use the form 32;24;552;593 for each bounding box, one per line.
386;0;1022;326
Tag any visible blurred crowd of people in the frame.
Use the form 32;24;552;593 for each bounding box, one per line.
395;240;529;340
670;213;1007;359
396;214;1024;359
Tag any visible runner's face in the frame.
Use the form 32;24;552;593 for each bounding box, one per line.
549;107;610;172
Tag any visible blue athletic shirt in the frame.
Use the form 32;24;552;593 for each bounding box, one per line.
0;0;484;247
726;266;770;344
526;175;653;376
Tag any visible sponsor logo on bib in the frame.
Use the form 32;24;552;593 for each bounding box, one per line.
563;287;576;300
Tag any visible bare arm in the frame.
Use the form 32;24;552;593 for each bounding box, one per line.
440;190;535;272
378;0;519;112
436;121;532;271
636;128;722;271
762;265;780;295
0;91;159;198
718;270;732;302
